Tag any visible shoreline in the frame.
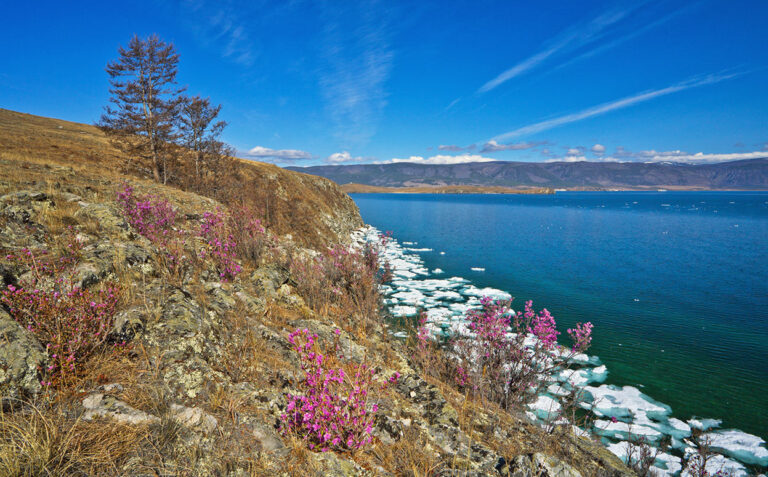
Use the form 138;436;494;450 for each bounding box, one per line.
343;183;768;194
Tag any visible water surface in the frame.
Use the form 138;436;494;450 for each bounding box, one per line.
351;191;768;440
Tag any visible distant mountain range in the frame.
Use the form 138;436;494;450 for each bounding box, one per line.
287;158;768;190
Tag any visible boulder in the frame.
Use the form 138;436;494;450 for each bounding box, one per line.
82;393;160;426
500;453;583;477
0;309;46;400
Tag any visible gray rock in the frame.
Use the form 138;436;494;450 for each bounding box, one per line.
170;403;218;434
290;319;367;363
111;307;144;343
501;453;583;477
0;309;46;399
82;393;160;426
250;265;290;297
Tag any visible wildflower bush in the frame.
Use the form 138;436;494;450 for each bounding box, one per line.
280;328;394;452
1;246;120;387
291;241;389;329
117;184;189;279
450;297;594;413
117;184;251;283
199;209;241;281
227;203;271;264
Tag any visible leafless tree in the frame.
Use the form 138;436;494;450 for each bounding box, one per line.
178;96;227;179
99;34;185;183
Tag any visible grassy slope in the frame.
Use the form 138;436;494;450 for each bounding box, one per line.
0;108;362;249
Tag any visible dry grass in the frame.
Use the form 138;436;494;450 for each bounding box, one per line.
0;400;145;476
0;107;362;250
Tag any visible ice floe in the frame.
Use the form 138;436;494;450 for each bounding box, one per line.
704;430;768;466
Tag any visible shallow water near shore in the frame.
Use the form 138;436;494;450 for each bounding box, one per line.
350;191;768;463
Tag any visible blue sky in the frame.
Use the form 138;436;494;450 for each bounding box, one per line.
1;0;767;165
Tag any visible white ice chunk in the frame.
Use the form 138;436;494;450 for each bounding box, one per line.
688;418;722;431
704;430;768;466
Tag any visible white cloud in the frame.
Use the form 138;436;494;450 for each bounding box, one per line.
381;154;498;165
566;148;583;156
544;148;766;164
627;151;767;164
318;2;393;146
245;146;312;160
491;71;745;142
480;140;541;153
545;156;588;163
591;144;606;154
326;151;363;164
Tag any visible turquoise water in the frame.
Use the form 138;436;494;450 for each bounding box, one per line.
350;191;768;441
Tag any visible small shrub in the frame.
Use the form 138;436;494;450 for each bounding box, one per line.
117;184;189;279
280;328;390;452
1;247;120;387
451;297;594;414
290;241;386;330
199;209;241;281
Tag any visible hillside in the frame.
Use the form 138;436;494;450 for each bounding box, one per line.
0;108;363;249
0;109;636;476
288;159;768;191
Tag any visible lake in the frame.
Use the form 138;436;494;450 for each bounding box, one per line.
351;191;768;445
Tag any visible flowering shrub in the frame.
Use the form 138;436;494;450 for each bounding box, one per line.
117;184;189;278
451;297;593;413
227;203;270;264
280;328;387;452
117;184;176;242
1;247;120;387
199;209;241;281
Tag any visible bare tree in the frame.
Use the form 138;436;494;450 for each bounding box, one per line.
178;96;227;179
99;34;184;183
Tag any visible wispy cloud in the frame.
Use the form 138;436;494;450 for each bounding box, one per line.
492;72;744;142
591;144;606;155
553;2;698;72
438;144;465;152
477;7;633;94
243;146;312;162
379;154;498;165
318;0;394;147
479;140;544;153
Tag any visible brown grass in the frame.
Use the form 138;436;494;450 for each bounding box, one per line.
0;400;146;476
0;107;362;250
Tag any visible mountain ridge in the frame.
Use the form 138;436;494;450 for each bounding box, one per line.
288;158;768;190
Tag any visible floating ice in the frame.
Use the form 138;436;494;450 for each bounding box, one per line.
462;286;512;300
682;449;748;477
704;430;768;466
528;395;561;420
593;419;663;441
355;225;764;474
688;418;722;431
390;305;418;317
583;385;672;419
